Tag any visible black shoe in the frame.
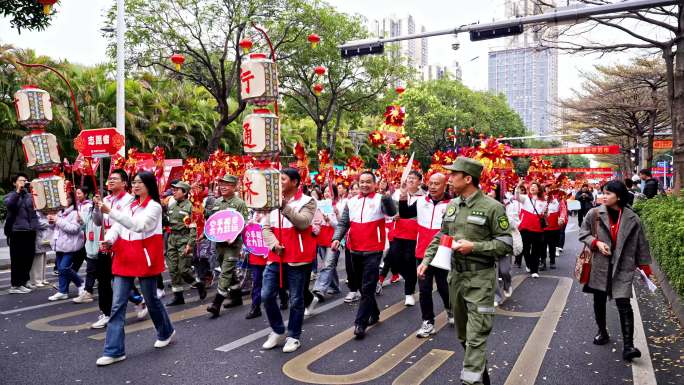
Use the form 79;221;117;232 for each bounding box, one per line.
206;293;225;318
368;314;380;326
166;292;185;306
245;306;262;319
618;306;642;361
593;330;610;345
196;282;207;300
539;263;547;271
515;263;522;269
623;346;642;361
223;290;243;308
280;301;289;310
312;290;325;302
550;263;556;270
353;325;366;340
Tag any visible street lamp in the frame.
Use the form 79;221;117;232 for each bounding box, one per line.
115;0;125;157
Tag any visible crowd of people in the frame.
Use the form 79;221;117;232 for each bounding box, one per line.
3;160;658;384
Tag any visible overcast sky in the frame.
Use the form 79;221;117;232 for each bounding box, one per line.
0;0;633;98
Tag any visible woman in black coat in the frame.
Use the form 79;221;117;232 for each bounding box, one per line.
578;180;652;361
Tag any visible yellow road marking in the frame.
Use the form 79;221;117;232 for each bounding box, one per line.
392;349;454;385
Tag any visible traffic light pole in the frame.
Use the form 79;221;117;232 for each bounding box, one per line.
339;0;678;57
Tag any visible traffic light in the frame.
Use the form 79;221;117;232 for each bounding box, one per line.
469;24;524;41
340;43;385;59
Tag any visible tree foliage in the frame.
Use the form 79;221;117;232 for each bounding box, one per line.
1;0;53;32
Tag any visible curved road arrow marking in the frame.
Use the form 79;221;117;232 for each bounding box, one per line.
392;349;454;385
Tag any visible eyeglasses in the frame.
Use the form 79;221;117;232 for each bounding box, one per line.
107;177;122;182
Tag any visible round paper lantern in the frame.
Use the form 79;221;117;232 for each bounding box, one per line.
239;39;253;54
395;85;405;94
307;33;321;48
171;54;185;71
14;86;52;129
240;53;279;106
313;83;324;96
314;66;326;77
242;108;280;154
38;0;57;15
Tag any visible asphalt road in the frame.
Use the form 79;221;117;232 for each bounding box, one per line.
1;216;683;385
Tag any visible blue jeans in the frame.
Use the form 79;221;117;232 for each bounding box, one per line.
103;276;174;358
261;263;311;339
55;252;83;294
313;247;340;294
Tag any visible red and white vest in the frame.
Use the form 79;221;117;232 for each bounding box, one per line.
266;194;317;264
544;199;561;231
103;191;134;231
415;196;451;258
109;197;165;277
391;190;420;240
347;193;386;252
518;195;548;233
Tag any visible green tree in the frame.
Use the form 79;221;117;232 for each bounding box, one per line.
1;0;54;32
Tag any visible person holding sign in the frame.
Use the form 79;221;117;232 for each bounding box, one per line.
165;181;205;306
419;158;512;385
260;168;317;353
205;174;249;318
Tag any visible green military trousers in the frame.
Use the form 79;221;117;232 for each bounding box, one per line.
166;233;196;292
215;242;242;296
449;267;497;385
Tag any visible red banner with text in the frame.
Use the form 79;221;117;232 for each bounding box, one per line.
510;145;620;157
552;167;614;173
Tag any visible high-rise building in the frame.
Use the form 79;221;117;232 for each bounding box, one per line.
487;0;560;137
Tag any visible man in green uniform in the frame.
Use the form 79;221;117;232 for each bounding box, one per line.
165;181;206;305
206;174;249;318
419;157;513;385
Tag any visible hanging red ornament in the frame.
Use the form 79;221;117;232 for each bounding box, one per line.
314;65;327;77
38;0;57;15
239;39;253;54
307;33;321;48
170;54;185;71
395;85;405;94
313;83;324;95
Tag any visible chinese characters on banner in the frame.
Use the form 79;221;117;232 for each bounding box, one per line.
552;167;614;173
510;145;620;157
653;140;673;149
204;209;246;243
73;127;125;157
243;223;270;256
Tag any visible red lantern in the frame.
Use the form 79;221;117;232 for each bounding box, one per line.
171;54;185;71
313;83;324;96
308;33;321;48
395;85;405;94
314;66;326;77
38;0;57;15
239;39;253;54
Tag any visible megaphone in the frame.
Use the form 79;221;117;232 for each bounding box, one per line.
430;235;453;271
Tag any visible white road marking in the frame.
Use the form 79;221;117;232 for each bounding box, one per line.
631;287;657;385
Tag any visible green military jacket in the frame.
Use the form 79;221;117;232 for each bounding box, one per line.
422;189;513;269
166;198;196;248
205;194;249;244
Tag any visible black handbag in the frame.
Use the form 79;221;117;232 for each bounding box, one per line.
531;199;548;229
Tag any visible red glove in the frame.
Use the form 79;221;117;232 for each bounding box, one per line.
639;264;652;277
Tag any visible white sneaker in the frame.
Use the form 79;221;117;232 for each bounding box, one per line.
262;331;287;350
531;273;540;278
34;282;46;288
504;287;513;298
156;288;165;299
416;320;436;338
525;267;530;273
8;287;28;294
91;314;110;329
375;281;383;295
78;284;86;296
556;247;562;257
136;303;148;319
405;295;415;306
446;310;455;326
96;355;126;366
73;291;94;303
25;282;36;289
494;300;499;307
344;291;361;303
305;297;318;317
282;337;301;353
154;330;176;348
48;292;69;301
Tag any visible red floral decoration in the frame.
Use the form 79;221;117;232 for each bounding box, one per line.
394;135;413;150
368;130;385;147
383;104;405;127
291;142;311;186
395;85;405;95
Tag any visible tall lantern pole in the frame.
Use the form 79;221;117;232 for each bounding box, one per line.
116;0;126;157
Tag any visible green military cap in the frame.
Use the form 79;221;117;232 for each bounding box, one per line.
218;174;238;184
444;156;484;179
171;181;191;192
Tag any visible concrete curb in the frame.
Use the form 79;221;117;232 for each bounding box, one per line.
652;258;684;328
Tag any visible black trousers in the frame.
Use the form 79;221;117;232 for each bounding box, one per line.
85;257;98;293
520;230;544;274
543;229;561;265
351;251;382;327
95;252;113;316
578;209;589;228
419;263;450;323
9;230;36;287
72;246;87;274
389;238;418;295
344;247;360;292
380;240;402;278
592;291;632;332
559;225;566;249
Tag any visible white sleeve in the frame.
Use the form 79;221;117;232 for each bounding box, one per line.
104;222;121;244
109;203;161;234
